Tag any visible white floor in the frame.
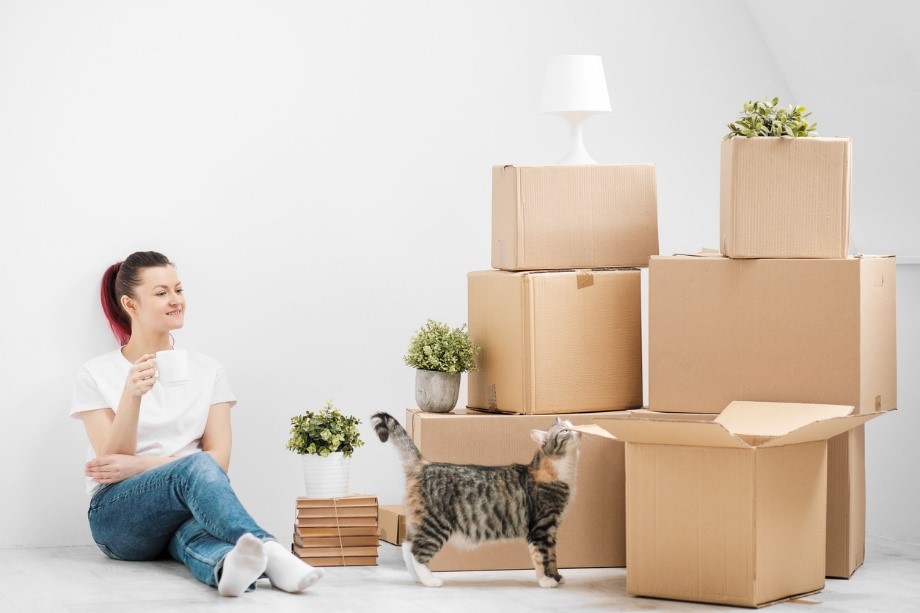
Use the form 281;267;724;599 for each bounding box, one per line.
1;536;918;612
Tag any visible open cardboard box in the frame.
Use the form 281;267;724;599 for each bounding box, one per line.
573;402;886;608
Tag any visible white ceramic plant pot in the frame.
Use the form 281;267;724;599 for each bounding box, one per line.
415;369;461;413
301;452;351;498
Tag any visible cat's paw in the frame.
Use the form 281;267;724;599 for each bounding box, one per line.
538;576;560;588
420;576;444;588
556;575;565;585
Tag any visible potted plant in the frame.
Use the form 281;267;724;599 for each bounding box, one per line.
286;401;364;498
720;96;850;259
404;319;481;413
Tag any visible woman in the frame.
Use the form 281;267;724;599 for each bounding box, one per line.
70;251;322;596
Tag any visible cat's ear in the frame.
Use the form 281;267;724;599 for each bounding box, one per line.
531;429;549;446
554;416;562;425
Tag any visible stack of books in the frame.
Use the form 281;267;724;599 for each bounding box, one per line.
292;494;379;567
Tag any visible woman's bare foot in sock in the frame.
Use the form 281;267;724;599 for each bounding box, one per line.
217;534;268;597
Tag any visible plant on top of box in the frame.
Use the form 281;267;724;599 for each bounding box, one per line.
287;401;364;497
404;319;481;413
723;96;818;140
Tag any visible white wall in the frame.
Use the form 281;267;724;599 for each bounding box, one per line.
0;0;915;548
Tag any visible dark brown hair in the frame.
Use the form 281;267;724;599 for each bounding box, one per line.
100;251;173;345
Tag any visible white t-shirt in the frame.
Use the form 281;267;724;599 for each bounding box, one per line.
70;348;237;493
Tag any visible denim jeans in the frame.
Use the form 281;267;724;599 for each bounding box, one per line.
88;452;274;589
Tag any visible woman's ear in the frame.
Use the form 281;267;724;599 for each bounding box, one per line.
120;294;136;316
530;429;548;446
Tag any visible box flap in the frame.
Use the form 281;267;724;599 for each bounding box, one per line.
590;414;749;448
715;401;854;437
759;412;882;448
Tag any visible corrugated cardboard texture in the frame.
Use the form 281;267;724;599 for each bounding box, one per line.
492;164;659;270
405;408;625;571
649;256;896;415
468;268;642;414
720;137;851;259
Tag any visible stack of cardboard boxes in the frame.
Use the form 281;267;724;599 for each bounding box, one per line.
406;163;660;570
291;495;380;567
583;136;896;607
389;138;894;608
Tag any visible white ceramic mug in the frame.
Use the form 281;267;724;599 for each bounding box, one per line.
155;349;188;386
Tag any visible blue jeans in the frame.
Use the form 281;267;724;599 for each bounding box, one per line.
88;452;274;589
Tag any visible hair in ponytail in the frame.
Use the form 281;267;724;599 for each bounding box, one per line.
100;251;173;345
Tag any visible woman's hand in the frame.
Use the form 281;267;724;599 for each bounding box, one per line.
85;454;147;484
124;354;157;398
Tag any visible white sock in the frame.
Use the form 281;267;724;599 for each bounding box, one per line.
217;534;268;597
264;540;324;593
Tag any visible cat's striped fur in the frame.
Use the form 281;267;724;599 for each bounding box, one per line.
371;411;580;588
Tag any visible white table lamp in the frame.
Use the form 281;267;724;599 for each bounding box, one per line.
540;55;611;164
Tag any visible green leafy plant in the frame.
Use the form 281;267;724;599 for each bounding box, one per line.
724;96;818;140
404;319;480;374
286;401;364;457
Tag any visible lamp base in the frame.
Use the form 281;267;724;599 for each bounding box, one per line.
556;112;599;165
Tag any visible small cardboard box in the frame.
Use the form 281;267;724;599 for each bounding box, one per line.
492;164;659;270
648;254;896;578
588;402;883;608
720;136;852;259
378;504;406;546
405;408;625;571
468;268;642;414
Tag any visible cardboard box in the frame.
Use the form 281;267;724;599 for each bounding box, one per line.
720;137;851;259
405;408;625;571
648;254;896;578
378;504;406;546
648;255;895;415
492;164;658;270
468;268;642;414
588;402;882;608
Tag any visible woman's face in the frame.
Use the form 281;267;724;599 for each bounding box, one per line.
127;265;185;333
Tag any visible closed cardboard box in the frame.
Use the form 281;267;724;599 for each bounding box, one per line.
648;255;895;415
589;402;882;608
648;254;896;578
405;408;625;571
720;136;851;259
492;164;659;270
468;268;642;414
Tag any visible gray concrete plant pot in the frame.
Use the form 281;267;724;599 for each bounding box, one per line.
415;369;461;413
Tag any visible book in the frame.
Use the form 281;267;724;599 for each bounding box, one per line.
294;526;379;538
294;554;378;567
295;516;378;528
291;545;378;557
296;505;378;519
293;533;380;548
296;494;377;509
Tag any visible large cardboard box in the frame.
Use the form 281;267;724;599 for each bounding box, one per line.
648;254;896;578
648;255;895;415
588;402;882;608
405;408;625;571
492;164;658;270
468;268;642;414
720;137;851;258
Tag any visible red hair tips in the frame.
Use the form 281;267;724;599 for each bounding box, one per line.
101;262;131;346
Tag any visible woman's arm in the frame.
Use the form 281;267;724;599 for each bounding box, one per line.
201;402;233;472
91;354;158;456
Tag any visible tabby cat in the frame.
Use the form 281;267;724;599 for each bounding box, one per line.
371;412;580;588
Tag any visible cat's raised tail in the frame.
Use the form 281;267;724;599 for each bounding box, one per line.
371;412;423;473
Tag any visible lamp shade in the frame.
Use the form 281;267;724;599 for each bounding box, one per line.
540;55;612;114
